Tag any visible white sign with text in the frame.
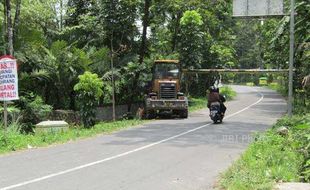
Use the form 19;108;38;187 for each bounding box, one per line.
0;56;19;101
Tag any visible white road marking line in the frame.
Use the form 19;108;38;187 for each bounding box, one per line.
226;91;264;119
0;89;264;190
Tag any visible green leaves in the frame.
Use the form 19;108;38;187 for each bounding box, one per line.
8;0;309;118
179;10;204;69
210;44;236;68
180;10;203;26
74;71;103;127
74;71;104;100
17;93;53;132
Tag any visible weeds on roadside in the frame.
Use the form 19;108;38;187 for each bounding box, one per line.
188;97;207;112
0;119;145;154
220;115;310;190
220;86;237;101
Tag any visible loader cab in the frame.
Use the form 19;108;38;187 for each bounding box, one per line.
152;60;181;98
153;61;180;80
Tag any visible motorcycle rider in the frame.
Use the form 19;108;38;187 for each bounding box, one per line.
207;86;226;115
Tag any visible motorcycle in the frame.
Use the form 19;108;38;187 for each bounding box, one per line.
209;102;224;124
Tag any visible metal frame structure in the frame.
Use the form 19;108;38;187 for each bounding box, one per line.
182;69;291;74
232;0;294;117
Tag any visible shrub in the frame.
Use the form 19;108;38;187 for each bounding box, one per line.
220;86;237;101
18;93;53;132
0;120;27;148
0;105;21;126
74;71;103;128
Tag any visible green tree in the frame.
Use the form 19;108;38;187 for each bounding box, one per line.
179;10;203;69
179;10;203;95
17;40;91;110
100;0;139;52
64;0;100;47
74;71;103;128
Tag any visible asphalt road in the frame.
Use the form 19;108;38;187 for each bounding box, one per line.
0;85;287;190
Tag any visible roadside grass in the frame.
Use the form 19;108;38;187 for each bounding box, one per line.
189;97;207;112
220;114;310;190
246;82;254;86
0;119;145;154
220;86;237;101
267;82;287;97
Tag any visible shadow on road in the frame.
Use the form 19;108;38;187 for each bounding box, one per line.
102;87;287;149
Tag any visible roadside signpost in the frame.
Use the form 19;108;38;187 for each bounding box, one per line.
233;0;284;17
288;0;295;117
232;0;295;117
0;55;19;132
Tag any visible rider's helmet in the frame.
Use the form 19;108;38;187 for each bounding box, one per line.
209;86;219;93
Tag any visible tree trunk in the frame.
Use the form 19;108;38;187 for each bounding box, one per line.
138;0;151;64
171;12;181;52
69;90;76;110
127;0;151;114
5;0;13;55
60;0;63;31
2;1;7;54
13;0;21;44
